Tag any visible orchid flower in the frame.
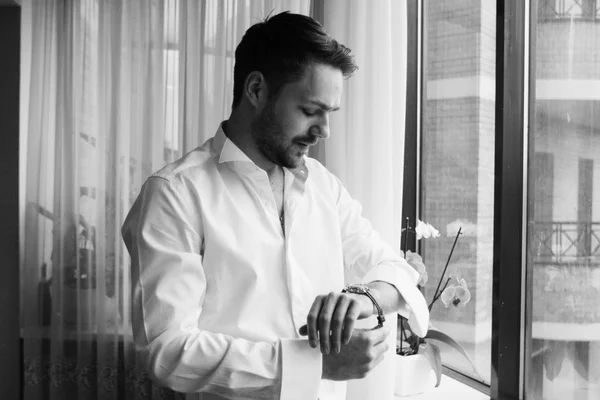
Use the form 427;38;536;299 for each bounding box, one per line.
415;219;441;240
405;250;428;285
398;219;481;386
440;277;471;308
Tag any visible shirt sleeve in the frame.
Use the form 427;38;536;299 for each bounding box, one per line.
330;174;429;337
122;176;321;398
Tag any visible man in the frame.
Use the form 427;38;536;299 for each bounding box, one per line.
122;11;429;400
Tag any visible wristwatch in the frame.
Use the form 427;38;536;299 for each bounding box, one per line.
342;284;385;329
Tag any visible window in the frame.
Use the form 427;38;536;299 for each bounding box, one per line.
405;2;598;398
526;0;600;397
420;0;495;385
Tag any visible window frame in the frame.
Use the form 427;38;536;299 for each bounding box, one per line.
491;1;528;399
402;0;530;398
0;5;22;399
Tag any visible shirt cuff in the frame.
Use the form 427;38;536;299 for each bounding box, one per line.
366;262;430;337
280;338;322;400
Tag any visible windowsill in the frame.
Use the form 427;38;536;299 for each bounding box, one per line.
395;374;489;400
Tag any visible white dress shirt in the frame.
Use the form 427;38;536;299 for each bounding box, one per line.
121;124;429;400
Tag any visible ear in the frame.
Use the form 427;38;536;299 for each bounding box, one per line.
243;71;268;109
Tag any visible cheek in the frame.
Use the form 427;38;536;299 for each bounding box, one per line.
278;114;308;138
271;104;311;140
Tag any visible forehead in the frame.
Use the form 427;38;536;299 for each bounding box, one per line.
279;63;344;109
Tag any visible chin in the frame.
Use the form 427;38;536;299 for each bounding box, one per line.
277;144;309;169
279;154;301;169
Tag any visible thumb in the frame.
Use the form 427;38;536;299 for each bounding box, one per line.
374;326;392;341
362;326;391;345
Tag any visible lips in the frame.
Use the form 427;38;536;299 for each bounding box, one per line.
296;139;318;147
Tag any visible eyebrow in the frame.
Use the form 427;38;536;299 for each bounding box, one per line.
307;100;340;112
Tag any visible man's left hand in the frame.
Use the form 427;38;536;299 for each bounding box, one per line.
298;292;374;355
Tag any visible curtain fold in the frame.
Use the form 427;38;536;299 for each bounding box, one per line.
315;1;409;399
21;1;309;399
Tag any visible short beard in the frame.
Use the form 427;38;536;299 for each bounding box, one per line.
250;99;299;169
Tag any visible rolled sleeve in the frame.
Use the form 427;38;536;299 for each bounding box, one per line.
374;261;430;337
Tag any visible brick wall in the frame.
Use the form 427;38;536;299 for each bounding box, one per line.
427;0;482;80
536;21;600;79
421;1;495;340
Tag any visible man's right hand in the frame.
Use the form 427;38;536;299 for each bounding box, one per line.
321;326;391;381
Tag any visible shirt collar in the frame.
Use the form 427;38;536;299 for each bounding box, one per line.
212;122;309;183
212;123;250;164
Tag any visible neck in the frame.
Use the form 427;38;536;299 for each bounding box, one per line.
224;109;278;174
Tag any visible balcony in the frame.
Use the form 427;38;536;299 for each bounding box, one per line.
531;221;600;333
539;0;600;21
532;221;600;264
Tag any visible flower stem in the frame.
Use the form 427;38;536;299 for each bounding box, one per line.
398;218;411;355
402;217;410;258
429;276;451;310
400;317;404;354
431;227;462;305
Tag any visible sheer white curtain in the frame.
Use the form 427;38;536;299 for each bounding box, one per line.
20;1;308;399
314;1;409;399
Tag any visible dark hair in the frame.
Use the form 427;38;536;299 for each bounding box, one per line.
231;11;357;109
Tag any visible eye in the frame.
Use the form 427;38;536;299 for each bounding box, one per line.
302;108;317;117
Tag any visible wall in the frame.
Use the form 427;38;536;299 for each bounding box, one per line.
537;20;600;80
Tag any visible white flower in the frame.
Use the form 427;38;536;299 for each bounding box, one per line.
441;278;471;308
415;219;440;240
405;250;428;286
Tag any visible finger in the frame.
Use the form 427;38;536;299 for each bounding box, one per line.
358;341;389;379
306;296;325;348
330;295;352;354
350;327;374;343
318;292;338;354
298;324;308;336
368;351;387;372
341;299;361;346
364;326;391;347
371;338;391;359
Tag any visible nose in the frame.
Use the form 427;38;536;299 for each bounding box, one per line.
310;114;330;140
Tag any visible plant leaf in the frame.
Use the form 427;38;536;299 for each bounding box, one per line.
543;340;566;381
568;341;600;383
419;342;442;387
425;329;483;380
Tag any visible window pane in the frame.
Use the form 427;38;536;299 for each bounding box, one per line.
526;1;600;398
420;0;495;384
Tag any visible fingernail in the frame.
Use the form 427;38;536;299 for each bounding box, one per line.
322;346;329;355
334;347;339;354
310;340;317;348
344;338;350;345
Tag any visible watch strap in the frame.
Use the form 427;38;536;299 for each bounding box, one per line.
342;284;386;329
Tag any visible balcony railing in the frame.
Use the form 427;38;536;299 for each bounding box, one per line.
532;221;600;264
539;0;600;21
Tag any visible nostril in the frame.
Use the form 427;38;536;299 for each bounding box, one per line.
310;125;329;139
